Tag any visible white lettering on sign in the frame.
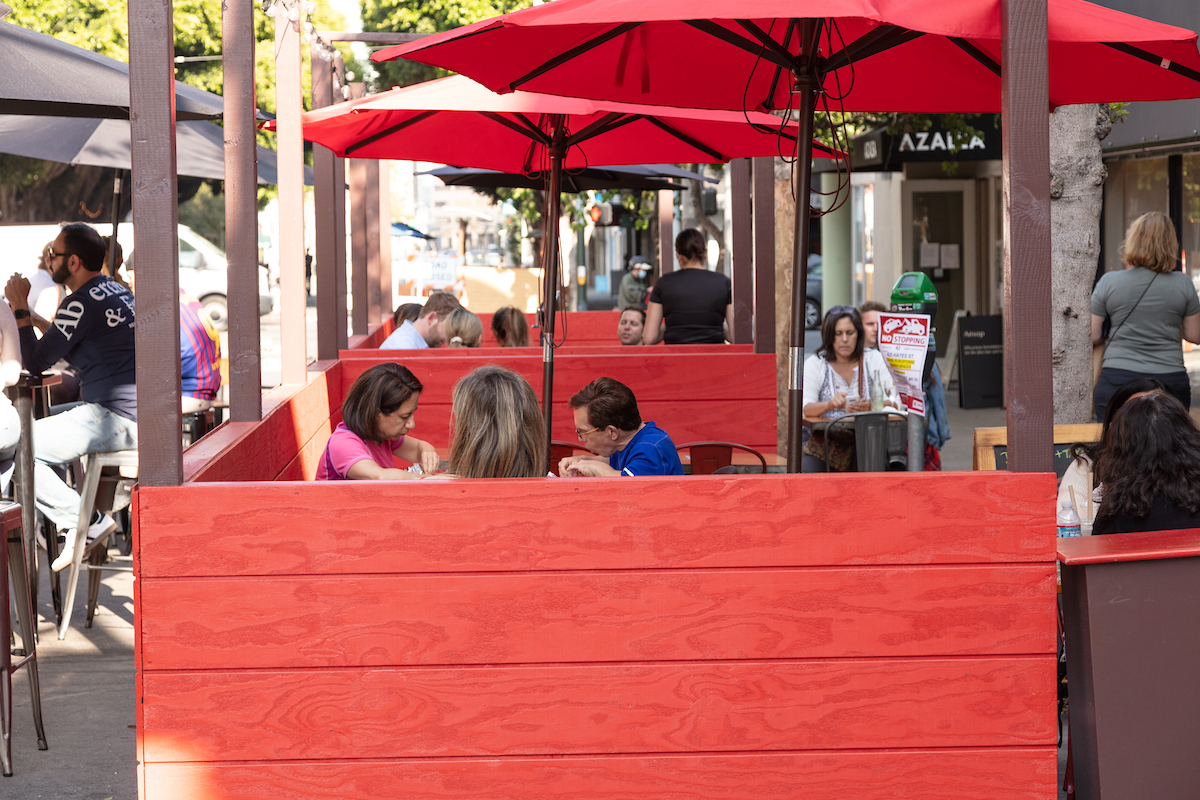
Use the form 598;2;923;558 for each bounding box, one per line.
53;300;84;340
899;131;988;154
863;139;878;160
930;132;947;150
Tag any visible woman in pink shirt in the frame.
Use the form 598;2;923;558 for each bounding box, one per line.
317;363;441;480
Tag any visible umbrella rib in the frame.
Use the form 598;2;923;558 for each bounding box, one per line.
1102;42;1200;84
638;116;726;162
344;110;438;155
949;38;1001;76
765;20;800;110
734;19;802;72
509;22;643;90
822;25;925;73
683;20;795;71
566;112;638;146
481;112;551;145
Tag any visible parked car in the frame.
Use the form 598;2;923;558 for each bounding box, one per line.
0;222;271;331
805;257;823;329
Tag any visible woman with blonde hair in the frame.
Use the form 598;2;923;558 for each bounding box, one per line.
444;308;483;348
491;306;529;347
1092;211;1200;419
447;365;544;478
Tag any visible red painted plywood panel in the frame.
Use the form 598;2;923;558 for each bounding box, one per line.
142;748;1058;800
139;565;1055;670
141;657;1055;762
340;344;757;358
141;473;1055;578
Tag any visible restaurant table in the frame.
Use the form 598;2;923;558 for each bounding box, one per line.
5;372;62;627
1058;529;1200;799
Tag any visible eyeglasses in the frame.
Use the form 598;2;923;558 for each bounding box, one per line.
575;426;600;440
46;250;70;261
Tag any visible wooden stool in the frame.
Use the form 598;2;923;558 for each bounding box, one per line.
2;501;48;775
58;450;138;641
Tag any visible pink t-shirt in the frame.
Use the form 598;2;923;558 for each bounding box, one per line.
317;422;404;480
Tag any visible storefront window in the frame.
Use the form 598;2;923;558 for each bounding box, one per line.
1183;155;1200;275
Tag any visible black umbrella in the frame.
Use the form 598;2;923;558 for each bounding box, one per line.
0;114;310;185
0;20;253;120
419;163;715;191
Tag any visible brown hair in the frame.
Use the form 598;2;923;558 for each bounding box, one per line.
568;377;641;433
1119;211;1179;274
491;306;530;347
444;308;483;347
859;300;888;314
418;290;462;319
392;302;422;326
341;363;424;443
675;228;707;263
449;365;544;478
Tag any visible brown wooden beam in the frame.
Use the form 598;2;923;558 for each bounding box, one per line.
753;156;776;354
275;12;307;384
378;163;393;322
222;0;261;420
333;151;348;348
315;32;427;43
128;0;182;485
730;159;753;343
311;45;339;361
348;84;368;335
365;159;382;324
1001;0;1054;473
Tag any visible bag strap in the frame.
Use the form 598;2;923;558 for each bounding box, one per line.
1106;271;1158;346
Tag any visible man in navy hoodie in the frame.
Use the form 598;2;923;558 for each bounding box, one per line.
6;222;136;571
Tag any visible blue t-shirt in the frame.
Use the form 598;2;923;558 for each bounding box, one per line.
19;273;137;421
609;422;683;476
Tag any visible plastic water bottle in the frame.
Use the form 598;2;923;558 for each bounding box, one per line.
1057;500;1082;538
870;371;885;411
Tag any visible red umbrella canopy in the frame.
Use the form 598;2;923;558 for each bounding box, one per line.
373;0;1200;112
293;75;838;167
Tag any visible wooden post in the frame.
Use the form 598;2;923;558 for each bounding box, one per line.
334;151;348;348
275;10;306;384
365;159;382;324
311;45;338;362
753;157;776;354
1001;0;1054;472
128;0;182;485
222;0;261;420
730;159;753;344
378;162;393;321
658;188;674;274
348;82;368;336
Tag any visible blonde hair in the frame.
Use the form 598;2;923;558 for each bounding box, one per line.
444;308;482;348
1120;211;1179;274
449;365;545;478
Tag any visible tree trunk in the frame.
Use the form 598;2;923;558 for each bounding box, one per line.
1049;104;1110;424
774;157;795;454
689;165;725;270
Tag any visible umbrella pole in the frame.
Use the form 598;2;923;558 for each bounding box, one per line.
786;31;821;474
107;169;123;274
541;117;567;474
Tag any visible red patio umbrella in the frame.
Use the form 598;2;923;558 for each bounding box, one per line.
291;75;837;472
375;0;1200;471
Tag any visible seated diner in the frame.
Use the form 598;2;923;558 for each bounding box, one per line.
379;291;461;349
559;377;683;477
316;362;440;480
444;308;483;348
491;305;530;347
618;307;645;346
443;364;544;478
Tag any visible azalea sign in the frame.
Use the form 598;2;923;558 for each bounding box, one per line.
877;312;931;416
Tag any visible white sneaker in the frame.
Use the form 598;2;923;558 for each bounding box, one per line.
51;513;117;572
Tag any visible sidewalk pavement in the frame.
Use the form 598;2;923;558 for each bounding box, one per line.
7;555;136;798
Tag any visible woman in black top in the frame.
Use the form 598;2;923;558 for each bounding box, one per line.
1092;392;1200;534
643;229;732;344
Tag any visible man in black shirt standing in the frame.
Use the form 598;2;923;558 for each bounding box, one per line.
5;222;137;571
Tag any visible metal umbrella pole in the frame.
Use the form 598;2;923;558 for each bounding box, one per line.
540;115;567;474
106;169;123;271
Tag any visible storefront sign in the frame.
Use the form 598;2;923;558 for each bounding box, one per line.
851;115;1002;170
877;312;931;417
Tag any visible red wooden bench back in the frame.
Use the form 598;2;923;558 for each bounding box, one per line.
135;468;1058;798
350;310;629;349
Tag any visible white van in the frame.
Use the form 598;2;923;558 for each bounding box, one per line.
0;222;272;330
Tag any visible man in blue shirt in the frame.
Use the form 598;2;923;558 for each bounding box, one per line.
6;223;136;571
559;377;683;477
378;291;460;349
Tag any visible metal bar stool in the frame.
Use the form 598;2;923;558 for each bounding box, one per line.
57;450;138;641
2;501;49;776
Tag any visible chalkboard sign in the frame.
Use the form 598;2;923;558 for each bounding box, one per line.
993;444;1081;480
959;315;1004;409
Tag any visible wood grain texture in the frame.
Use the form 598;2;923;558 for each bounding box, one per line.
140;472;1056;577
141;656;1056;762
139;565;1055;669
142;748;1059;800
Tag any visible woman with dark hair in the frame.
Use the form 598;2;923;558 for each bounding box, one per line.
1092;392;1200;534
316;362;440;480
643;228;732;344
491;306;530;347
800;306;895;472
1092;211;1200;419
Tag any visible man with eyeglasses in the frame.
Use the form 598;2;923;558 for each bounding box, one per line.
558;377;683;477
5;222;136;571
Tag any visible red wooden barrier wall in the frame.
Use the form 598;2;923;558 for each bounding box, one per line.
135;467;1058;799
350;310;629;349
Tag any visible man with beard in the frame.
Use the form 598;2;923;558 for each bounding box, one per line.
5;222;136;571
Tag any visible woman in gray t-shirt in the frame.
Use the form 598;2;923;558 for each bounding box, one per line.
1091;212;1200;419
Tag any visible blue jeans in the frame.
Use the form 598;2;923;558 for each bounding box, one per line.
33;402;137;531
